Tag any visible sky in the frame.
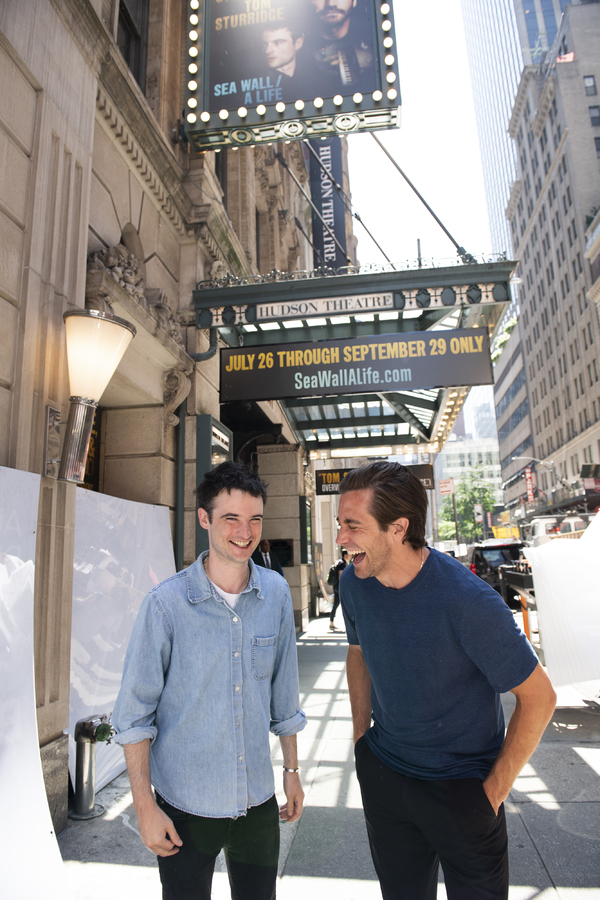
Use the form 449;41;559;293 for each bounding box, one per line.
346;0;492;267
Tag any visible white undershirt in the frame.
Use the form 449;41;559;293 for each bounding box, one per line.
211;581;241;609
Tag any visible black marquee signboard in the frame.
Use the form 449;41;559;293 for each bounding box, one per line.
220;327;494;402
184;0;401;150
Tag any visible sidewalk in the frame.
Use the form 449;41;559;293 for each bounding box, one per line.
59;612;600;899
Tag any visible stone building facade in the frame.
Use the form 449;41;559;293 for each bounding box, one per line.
0;0;333;831
504;1;600;511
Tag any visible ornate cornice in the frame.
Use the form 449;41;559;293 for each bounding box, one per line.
533;75;555;138
86;258;193;370
505;180;522;222
96;82;189;237
508;67;536;138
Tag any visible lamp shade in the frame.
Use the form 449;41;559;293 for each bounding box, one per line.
63;310;136;400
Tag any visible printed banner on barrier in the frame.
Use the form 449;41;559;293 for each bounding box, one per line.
221;328;493;402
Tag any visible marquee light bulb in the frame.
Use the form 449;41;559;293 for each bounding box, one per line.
353;92;363;103
295;99;305;110
188;97;197;108
382;19;392;30
200;111;210;122
237;107;247;117
189;30;198;40
276;101;286;113
384;54;394;66
333;94;343;105
190;0;200;7
386;71;396;83
188;80;198;91
189;46;198;57
373;90;383;101
383;36;393;47
257;104;266;115
313;97;324;108
188;62;198;74
387;88;398;100
187;113;197;123
380;2;390;12
218;109;229;119
189;14;199;25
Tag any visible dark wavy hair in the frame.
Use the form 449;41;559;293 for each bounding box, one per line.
339;461;427;550
195;461;267;520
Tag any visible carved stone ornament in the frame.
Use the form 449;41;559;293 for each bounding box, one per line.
163;367;192;427
86;246;185;348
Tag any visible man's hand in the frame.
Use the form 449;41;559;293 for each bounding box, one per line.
137;799;183;857
279;771;304;823
483;662;556;814
123;739;183;856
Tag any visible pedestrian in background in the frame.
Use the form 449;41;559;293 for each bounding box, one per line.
337;461;556;900
252;538;284;577
327;549;349;632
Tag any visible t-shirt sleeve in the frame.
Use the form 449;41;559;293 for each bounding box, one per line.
457;587;539;694
339;573;359;645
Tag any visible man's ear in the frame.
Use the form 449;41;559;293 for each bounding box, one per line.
296;35;304;49
389;517;410;543
198;508;210;531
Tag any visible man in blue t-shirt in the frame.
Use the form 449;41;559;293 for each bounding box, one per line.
337;461;556;900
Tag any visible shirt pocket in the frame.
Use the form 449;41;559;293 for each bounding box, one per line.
251;635;276;681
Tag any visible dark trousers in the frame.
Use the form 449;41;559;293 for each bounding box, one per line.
354;737;508;900
330;590;341;621
156;793;279;900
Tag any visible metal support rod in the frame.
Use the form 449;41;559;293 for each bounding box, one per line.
174;400;186;571
274;153;352;265
190;326;218;361
294;216;324;266
370;134;477;264
302;139;393;265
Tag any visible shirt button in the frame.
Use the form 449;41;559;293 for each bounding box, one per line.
235;685;240;692
234;652;239;658
233;617;238;623
239;756;243;762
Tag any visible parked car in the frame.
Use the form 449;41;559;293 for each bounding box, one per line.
468;539;525;610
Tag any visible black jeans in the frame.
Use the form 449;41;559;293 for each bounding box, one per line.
330;590;341;621
354;737;508;900
156;793;279;900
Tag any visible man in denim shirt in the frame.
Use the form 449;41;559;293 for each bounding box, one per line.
113;462;306;900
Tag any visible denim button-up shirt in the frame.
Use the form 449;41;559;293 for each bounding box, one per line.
112;553;306;818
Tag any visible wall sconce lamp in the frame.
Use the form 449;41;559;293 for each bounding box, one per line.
57;310;136;483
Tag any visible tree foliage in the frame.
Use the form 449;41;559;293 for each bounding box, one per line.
439;469;497;542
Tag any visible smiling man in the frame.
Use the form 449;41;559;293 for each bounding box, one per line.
337;461;556;900
112;461;306;900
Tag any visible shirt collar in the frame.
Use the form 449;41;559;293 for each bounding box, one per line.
186;551;266;604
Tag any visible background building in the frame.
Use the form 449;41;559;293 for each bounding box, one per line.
504;0;600;516
0;0;355;831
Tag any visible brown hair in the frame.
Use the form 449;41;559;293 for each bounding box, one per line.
339;461;427;550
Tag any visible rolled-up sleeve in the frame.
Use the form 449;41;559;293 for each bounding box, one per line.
112;591;172;745
269;588;306;737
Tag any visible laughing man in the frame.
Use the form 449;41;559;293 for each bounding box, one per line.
113;461;306;900
337;461;556;900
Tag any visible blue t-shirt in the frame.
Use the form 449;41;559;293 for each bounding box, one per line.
340;548;538;781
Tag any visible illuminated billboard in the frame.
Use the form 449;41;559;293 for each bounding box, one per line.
184;0;400;150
